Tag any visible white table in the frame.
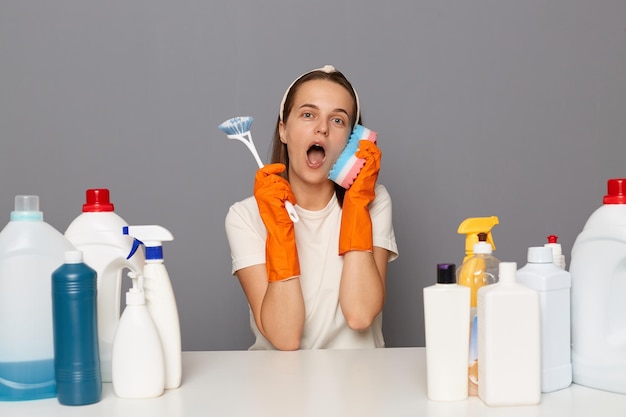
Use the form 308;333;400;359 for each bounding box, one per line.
1;347;625;416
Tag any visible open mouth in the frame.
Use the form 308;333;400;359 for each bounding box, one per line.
306;143;326;168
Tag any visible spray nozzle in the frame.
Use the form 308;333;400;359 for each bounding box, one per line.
123;225;174;261
457;216;499;263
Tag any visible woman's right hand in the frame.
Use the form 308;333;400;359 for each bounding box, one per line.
254;164;300;282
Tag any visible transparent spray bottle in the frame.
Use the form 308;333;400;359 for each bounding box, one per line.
456;216;500;396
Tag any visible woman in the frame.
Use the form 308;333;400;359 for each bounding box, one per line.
225;65;398;350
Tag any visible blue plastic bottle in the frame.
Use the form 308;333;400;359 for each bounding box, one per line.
0;195;75;401
52;250;101;405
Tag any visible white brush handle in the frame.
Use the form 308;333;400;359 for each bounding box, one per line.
284;201;299;223
231;133;300;223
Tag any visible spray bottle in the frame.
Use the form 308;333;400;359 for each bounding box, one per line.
64;189;145;382
456;216;500;396
123;225;181;389
457;216;499;263
111;272;164;399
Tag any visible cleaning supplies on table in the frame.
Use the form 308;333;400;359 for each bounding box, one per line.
423;263;471;401
478;262;541;406
517;246;572;393
52;250;101;406
569;178;626;394
456;217;500;397
112;272;165;398
64;188;144;382
123;225;182;389
0;195;75;401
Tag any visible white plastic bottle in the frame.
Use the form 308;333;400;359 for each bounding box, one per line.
423;263;471;401
478;262;541;406
0;195;76;401
64;189;145;382
569;178;626;394
517;246;572;392
123;225;181;389
111;272;164;399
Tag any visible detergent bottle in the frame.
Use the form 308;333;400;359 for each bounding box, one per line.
456;216;500;396
423;263;471;401
111;272;164;398
478;262;541;406
0;195;75;401
51;250;101;405
569;178;626;394
64;188;144;382
517;246;572;393
123;225;181;389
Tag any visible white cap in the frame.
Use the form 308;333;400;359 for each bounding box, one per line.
499;262;517;284
64;250;83;264
527;246;554;263
473;241;493;255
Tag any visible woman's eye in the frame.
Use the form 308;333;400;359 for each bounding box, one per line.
302;112;313;119
332;117;345;125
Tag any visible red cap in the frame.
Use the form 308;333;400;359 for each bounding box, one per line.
547;235;558;244
603;179;626;205
83;189;115;212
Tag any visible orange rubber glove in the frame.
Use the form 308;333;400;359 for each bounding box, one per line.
254;164;300;282
339;140;381;255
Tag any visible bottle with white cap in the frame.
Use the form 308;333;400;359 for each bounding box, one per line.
517;246;572;392
51;250;101;405
478;262;541;406
111;272;164;399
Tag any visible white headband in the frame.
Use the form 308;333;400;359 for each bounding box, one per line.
279;65;361;127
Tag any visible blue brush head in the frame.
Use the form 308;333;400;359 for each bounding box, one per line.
219;116;254;136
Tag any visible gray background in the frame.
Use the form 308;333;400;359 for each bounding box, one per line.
1;1;625;350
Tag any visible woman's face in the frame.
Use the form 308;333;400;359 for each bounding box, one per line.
279;79;355;187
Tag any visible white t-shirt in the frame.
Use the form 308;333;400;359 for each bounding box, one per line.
225;184;399;350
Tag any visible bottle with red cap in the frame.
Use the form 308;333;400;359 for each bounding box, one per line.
64;189;145;383
569;178;626;394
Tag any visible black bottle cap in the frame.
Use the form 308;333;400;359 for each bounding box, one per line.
437;263;456;284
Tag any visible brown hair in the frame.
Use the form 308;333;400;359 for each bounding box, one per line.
270;68;361;205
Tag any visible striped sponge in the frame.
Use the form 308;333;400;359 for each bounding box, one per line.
328;124;378;189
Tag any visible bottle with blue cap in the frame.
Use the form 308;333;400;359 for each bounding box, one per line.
0;195;75;401
123;225;181;389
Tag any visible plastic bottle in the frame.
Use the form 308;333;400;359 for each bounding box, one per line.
423;263;471;401
123;225;181;389
544;235;566;269
517;246;572;393
52;250;101;405
111;272;165;398
478;262;541;406
0;195;75;401
569;178;626;394
64;188;144;382
456;230;500;396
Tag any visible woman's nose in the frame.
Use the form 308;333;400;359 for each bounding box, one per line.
316;121;329;136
